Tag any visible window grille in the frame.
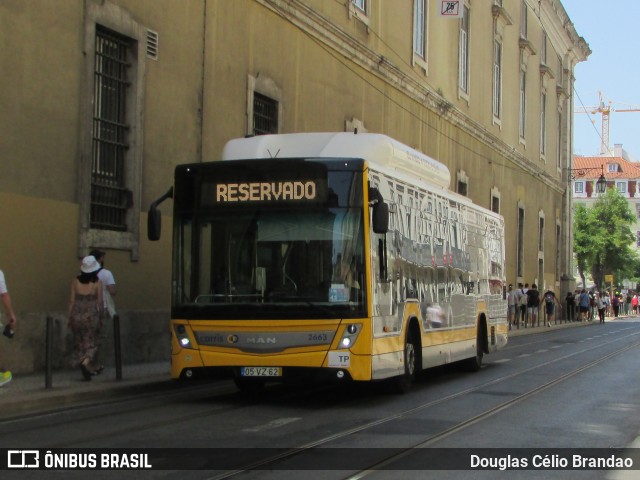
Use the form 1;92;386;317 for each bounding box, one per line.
253;92;278;136
146;29;159;60
91;26;133;231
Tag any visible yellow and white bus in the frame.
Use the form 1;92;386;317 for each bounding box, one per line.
148;132;507;391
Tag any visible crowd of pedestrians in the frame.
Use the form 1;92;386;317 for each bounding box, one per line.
507;283;637;330
569;289;638;322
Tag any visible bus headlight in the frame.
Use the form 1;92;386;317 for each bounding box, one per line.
174;324;193;349
338;324;360;349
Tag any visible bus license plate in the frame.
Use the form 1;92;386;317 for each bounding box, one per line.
241;367;282;377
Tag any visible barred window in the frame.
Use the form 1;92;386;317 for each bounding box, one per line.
253;92;278;136
91;26;133;231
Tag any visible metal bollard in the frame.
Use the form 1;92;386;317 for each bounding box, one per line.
113;314;122;380
45;316;53;389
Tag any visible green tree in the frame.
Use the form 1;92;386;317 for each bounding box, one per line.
573;203;594;290
573;188;638;290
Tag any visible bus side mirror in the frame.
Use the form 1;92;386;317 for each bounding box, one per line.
147;187;174;241
369;187;389;234
372;201;389;234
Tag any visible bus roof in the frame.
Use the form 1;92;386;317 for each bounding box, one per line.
221;132;451;190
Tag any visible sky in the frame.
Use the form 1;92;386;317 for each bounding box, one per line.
562;0;640;160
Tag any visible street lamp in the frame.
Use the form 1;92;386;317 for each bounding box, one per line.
567;165;607;194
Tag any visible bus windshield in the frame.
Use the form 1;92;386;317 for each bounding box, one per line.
172;160;367;320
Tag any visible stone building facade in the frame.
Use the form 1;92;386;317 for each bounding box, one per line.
0;0;589;372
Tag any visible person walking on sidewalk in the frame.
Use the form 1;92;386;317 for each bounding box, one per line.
612;293;620;318
565;291;575;323
68;256;104;381
578;289;590;322
516;283;528;328
0;269;17;387
603;293;611;319
90;249;117;320
543;289;561;327
507;284;517;329
596;292;606;323
527;284;540;328
625;292;632;316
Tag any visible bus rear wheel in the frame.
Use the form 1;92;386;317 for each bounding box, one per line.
463;328;484;372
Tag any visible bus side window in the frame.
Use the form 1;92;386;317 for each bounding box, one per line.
378;238;387;280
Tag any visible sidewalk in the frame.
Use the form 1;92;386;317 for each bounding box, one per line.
0;361;171;420
508;317;601;337
0;316;630;419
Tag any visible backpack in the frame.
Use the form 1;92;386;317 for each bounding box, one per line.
545;293;553;305
519;290;528;307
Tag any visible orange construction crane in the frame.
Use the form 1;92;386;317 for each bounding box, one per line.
575;92;640;155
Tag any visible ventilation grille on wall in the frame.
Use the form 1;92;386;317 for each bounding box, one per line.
146;29;158;60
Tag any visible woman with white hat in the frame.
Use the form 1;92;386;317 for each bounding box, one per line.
68;255;104;380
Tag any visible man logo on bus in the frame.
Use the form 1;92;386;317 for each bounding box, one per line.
216;181;316;202
227;335;239;344
246;337;277;345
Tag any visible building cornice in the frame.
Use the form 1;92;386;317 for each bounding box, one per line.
540;0;591;66
258;0;567;194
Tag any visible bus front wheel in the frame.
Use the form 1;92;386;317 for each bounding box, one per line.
392;331;417;393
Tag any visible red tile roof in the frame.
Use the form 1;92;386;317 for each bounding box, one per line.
573;156;640;180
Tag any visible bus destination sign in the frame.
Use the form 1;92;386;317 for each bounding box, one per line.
215;180;318;203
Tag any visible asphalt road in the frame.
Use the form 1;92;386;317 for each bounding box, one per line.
2;319;640;480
